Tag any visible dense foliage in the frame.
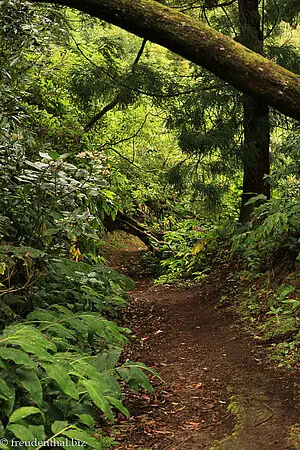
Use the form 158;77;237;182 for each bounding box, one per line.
0;0;300;447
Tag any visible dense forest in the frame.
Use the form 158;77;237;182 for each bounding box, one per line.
0;0;299;448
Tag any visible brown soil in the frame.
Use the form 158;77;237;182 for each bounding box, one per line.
106;240;300;450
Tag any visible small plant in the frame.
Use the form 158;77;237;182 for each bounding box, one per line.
264;285;300;328
266;305;284;325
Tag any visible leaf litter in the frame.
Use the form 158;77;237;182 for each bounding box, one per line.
105;246;299;449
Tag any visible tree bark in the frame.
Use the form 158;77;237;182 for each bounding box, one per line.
29;0;300;121
238;0;270;223
239;99;270;222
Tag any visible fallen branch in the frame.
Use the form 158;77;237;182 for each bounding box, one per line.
254;403;274;427
104;212;165;253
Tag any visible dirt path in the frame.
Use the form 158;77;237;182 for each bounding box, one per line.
108;245;300;449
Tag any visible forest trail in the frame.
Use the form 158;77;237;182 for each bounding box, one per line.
106;237;300;450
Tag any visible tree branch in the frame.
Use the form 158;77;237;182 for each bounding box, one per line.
84;38;148;133
264;0;280;40
98;113;158;172
102;112;150;147
205;0;237;9
29;0;300;121
84;96;121;132
74;37;204;99
168;0;237;11
133;38;147;65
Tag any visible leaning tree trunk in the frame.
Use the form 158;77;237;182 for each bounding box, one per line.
29;0;300;122
238;0;270;223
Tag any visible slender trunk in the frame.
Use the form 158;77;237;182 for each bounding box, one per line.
238;0;270;223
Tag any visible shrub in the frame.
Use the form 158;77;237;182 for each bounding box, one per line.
232;195;300;271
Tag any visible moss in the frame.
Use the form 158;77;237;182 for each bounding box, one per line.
288;424;300;450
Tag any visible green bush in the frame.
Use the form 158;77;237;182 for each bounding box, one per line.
0;248;157;450
0;291;158;450
232;195;300;271
155;218;232;284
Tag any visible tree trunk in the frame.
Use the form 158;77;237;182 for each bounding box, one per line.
29;0;300;122
238;0;270;222
239;99;270;222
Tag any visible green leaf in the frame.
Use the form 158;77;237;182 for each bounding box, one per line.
27;310;58;323
71;359;102;380
49;305;73;316
245;194;267;206
118;365;154;393
43;228;59;236
282;299;300;309
0;262;6;275
0;418;4;433
81;380;114;421
278;285;295;301
9;406;43;423
28;424;45;441
124;361;161;379
58;153;71;161
6;326;57;354
0;358;8;369
76;314;126;344
63;428;104;449
106;397;129;417
48;150;61;160
0;246;45;259
102;374;122;399
44;323;76;340
7;423;35;443
16;368;43;406
42;363;79;400
0;379;11;401
117;367;138;392
77;414;94;430
0;348;36;368
51;421;69;435
3;384;15;417
93;347;121;371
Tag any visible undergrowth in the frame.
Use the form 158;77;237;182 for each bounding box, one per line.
0;247;159;449
153;195;300;369
230;195;300;368
234;268;300;369
154;218;233;284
